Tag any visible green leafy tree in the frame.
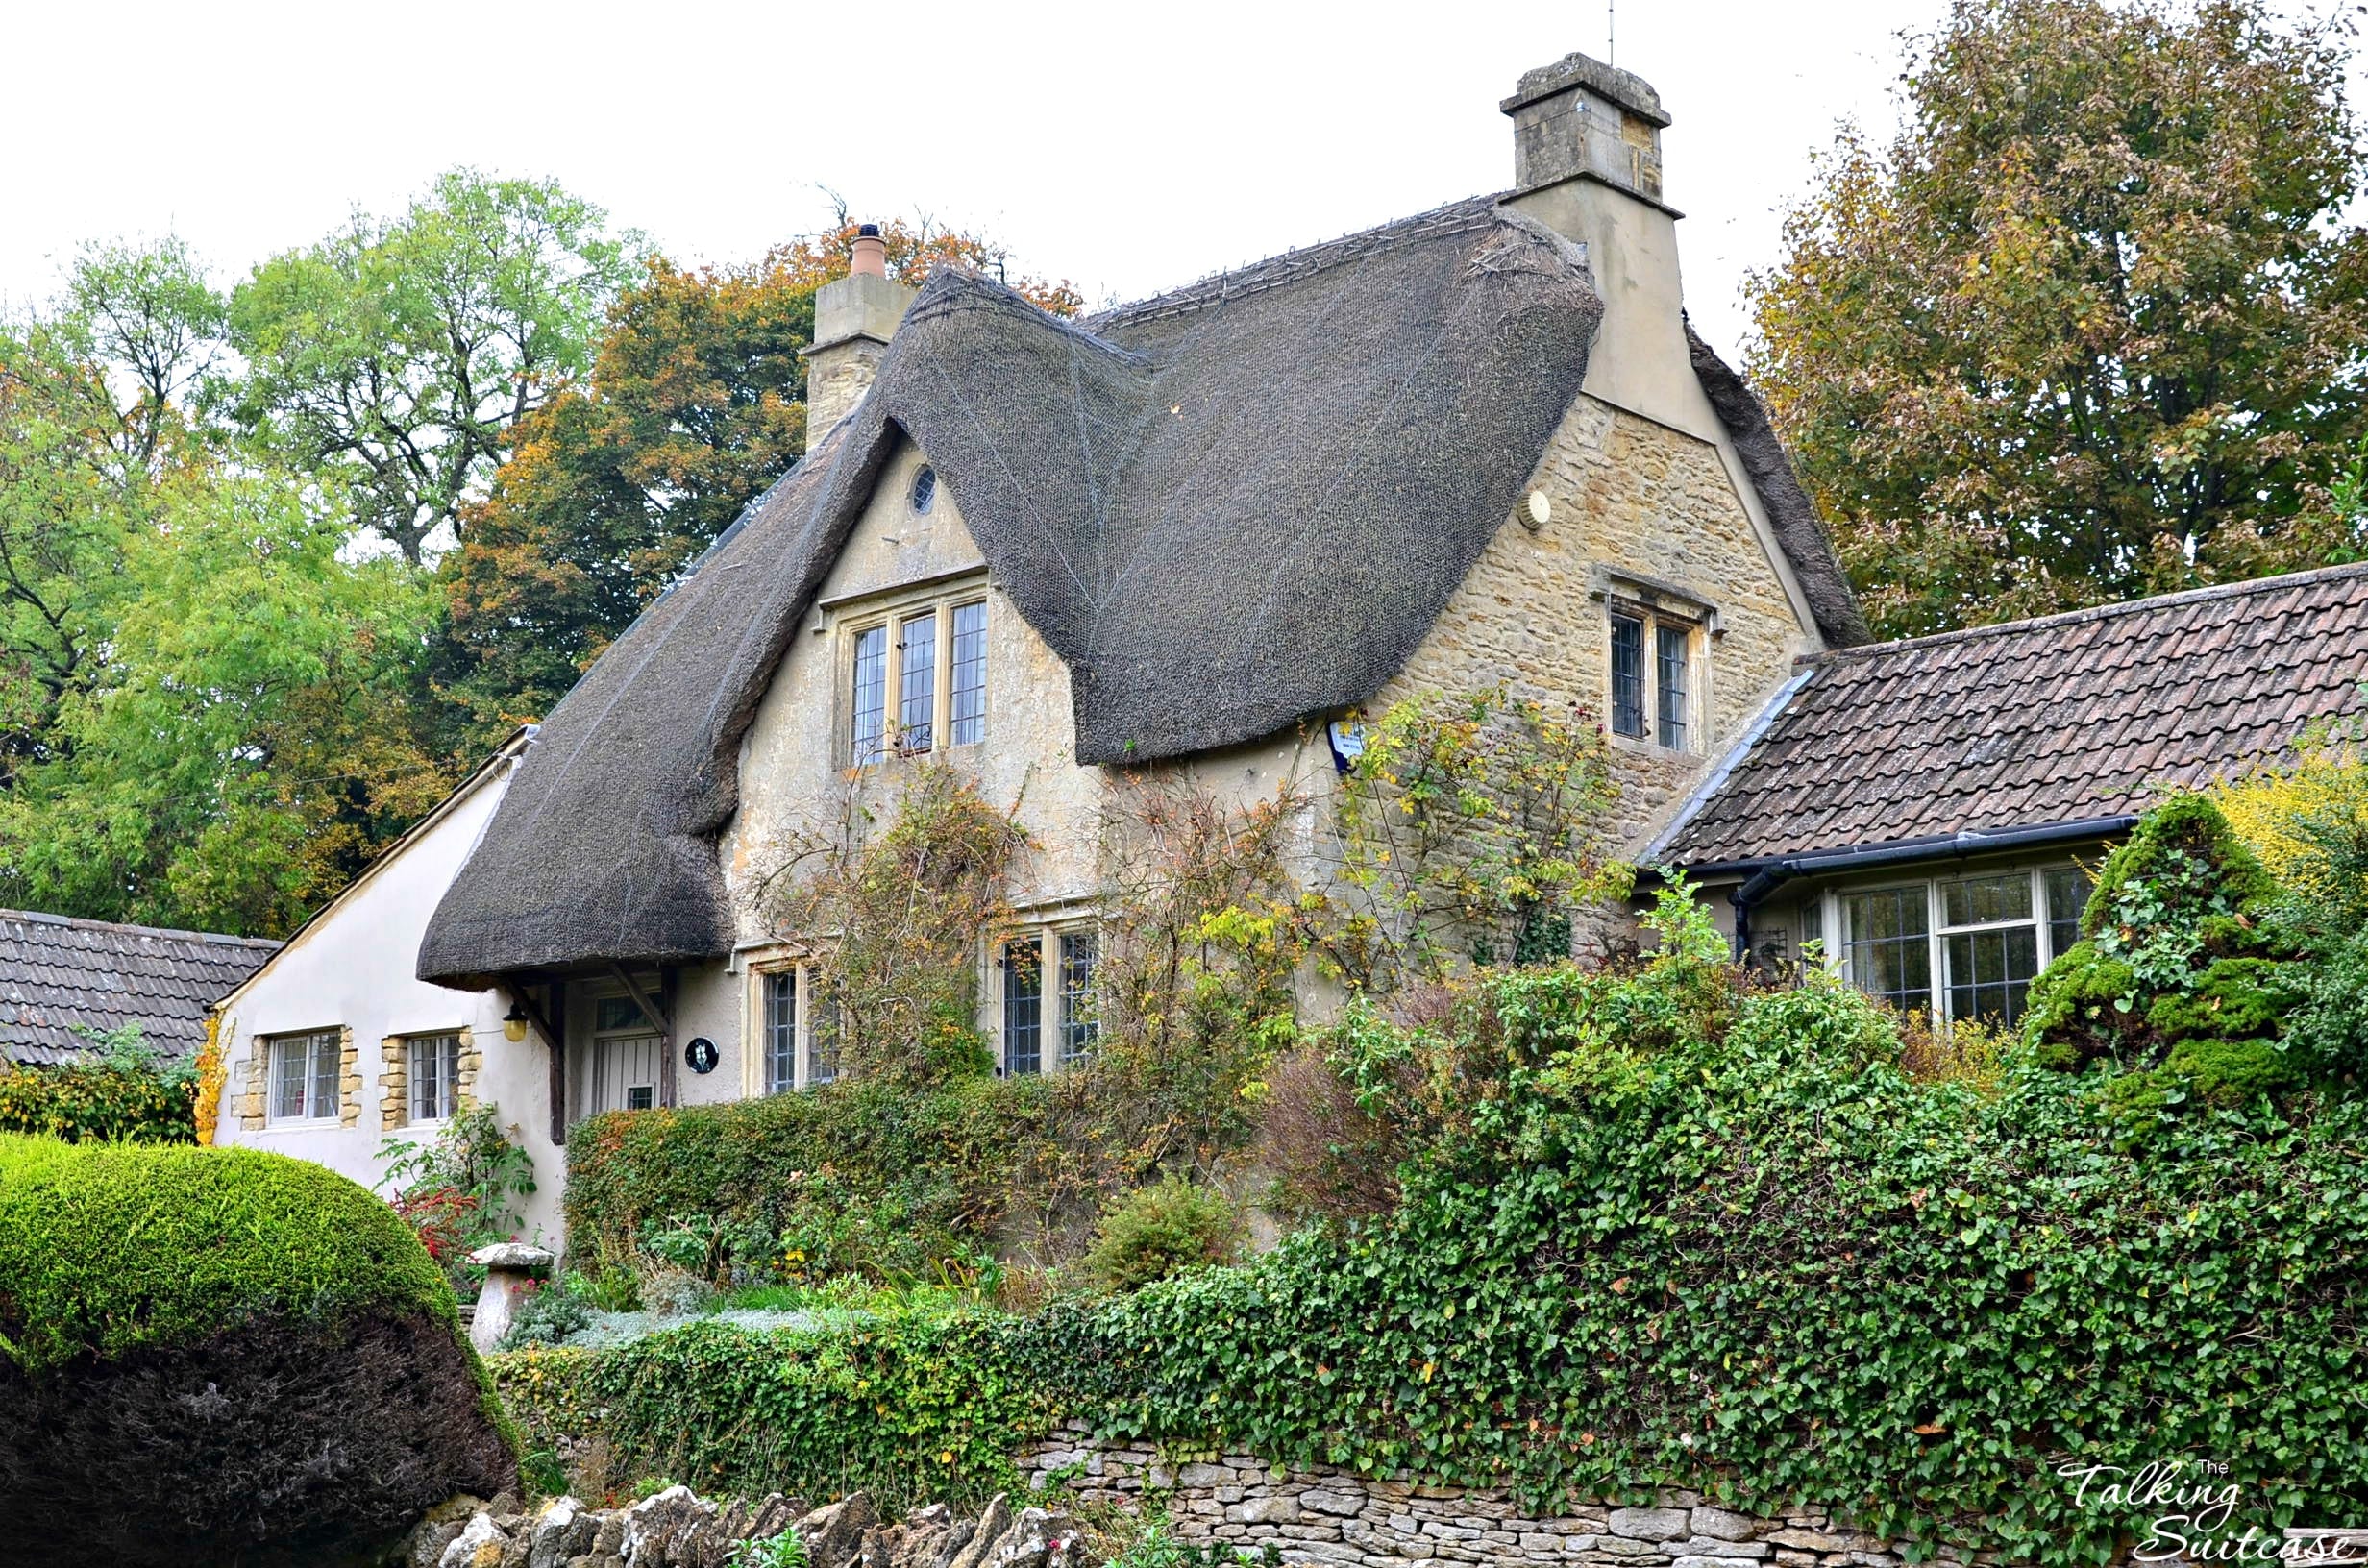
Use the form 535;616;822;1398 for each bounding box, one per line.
62;235;226;469
228;169;642;564
1747;0;2368;638
0;322;157;772
0;471;446;934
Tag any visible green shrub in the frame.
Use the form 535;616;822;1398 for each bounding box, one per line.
382;1100;538;1290
1084;1178;1244;1291
564;1075;1054;1282
2029;795;2320;1121
496;1308;1058;1515
502;1272;596;1349
0;1025;197;1144
497;940;2368;1562
729;1527;813;1568
0;1135;515;1565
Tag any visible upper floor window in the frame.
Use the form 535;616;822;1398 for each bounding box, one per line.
899;613;936;750
408;1032;461;1123
269;1028;341;1124
1608;607;1697;751
851;625;889;763
910;464;938;513
849;593;987;764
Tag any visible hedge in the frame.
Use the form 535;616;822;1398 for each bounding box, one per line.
0;1059;196;1144
0;1136;516;1565
499;964;2368;1565
565;1074;1054;1277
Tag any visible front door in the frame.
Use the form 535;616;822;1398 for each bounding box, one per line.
577;1012;662;1122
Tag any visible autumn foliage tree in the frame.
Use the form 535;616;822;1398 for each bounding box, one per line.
438;217;1078;739
1747;0;2368;639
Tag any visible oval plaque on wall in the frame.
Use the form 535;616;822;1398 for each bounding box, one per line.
683;1037;719;1074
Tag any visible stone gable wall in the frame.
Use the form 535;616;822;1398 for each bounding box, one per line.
1023;1430;1990;1568
1382;394;1814;857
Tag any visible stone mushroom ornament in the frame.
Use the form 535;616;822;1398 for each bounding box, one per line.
466;1242;555;1352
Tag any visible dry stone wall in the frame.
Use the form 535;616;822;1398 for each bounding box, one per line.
1024;1427;1992;1568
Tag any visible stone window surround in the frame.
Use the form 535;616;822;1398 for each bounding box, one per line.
985;902;1101;1079
250;1025;358;1130
824;569;991;766
1591;566;1716;757
734;943;840;1096
382;1026;479;1134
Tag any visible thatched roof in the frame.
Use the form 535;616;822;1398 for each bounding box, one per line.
419;195;1856;987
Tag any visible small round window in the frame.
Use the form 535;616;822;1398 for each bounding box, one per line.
910;465;938;514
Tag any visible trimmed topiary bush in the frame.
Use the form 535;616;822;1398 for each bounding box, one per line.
0;1135;516;1566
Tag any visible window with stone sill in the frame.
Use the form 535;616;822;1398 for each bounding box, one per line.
998;926;1099;1076
849;594;988;764
268;1028;342;1124
407;1032;462;1124
1607;606;1700;752
747;960;844;1094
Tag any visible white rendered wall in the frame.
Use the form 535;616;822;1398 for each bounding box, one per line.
212;756;567;1249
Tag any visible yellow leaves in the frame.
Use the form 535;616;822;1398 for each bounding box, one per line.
1420;1360;1436;1383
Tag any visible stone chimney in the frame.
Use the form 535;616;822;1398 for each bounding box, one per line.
1500;53;1702;435
802;223;916;434
1501;52;1668;206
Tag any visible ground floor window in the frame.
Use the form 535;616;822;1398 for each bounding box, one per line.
269;1029;342;1124
1002;939;1043;1075
1832;862;2092;1028
1001;926;1098;1076
763;969;797;1093
407;1032;462;1123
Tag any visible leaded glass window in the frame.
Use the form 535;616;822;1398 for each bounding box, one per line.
1939;871;2042;1026
2045;865;2092;959
270;1029;342;1123
1003;939;1042;1076
1058;930;1099;1067
409;1032;461;1123
1843;887;1932;1014
764;969;797;1093
1610;614;1645;737
950;601;987;746
1655;624;1690;750
851;625;888;762
898;612;936;750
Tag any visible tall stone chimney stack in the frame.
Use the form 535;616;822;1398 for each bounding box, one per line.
1502;52;1668;205
802;223;916;434
1501;53;1701;434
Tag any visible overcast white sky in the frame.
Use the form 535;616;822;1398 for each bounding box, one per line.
2;1;2357;359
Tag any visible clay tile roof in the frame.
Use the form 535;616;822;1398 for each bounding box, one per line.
1654;562;2368;869
0;910;279;1066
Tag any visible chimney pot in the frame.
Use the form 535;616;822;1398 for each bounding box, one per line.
851;224;888;279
